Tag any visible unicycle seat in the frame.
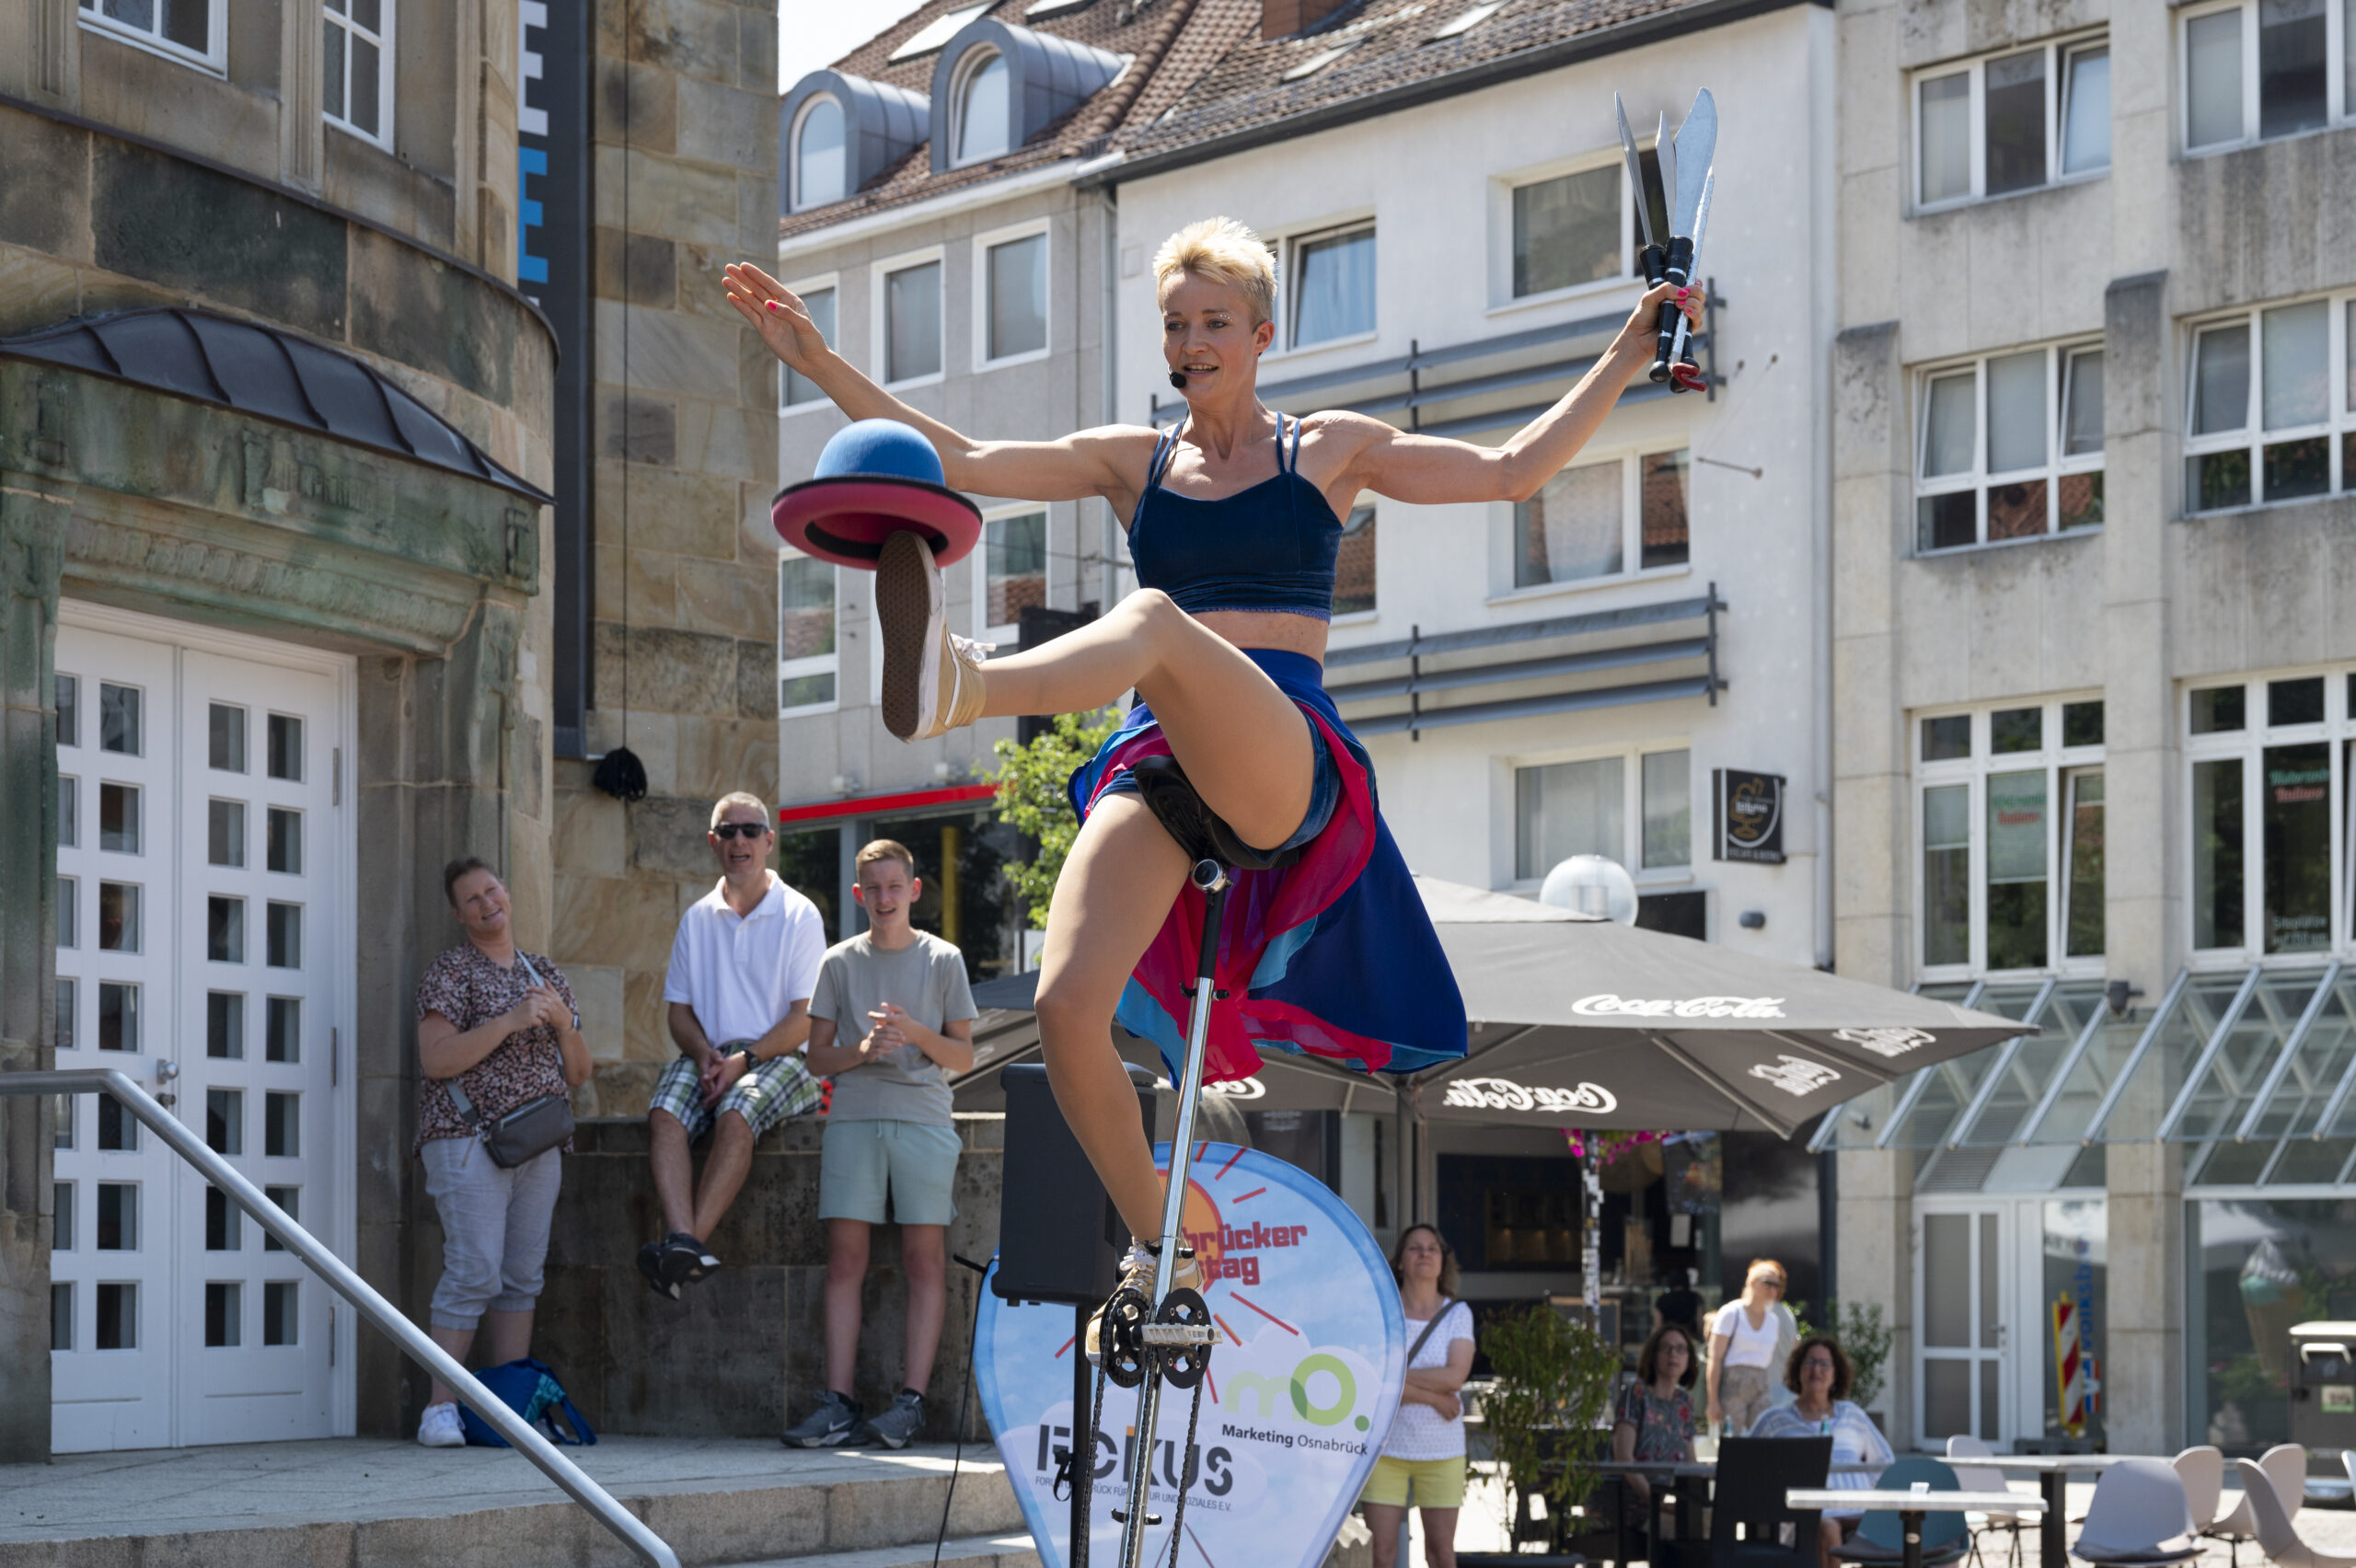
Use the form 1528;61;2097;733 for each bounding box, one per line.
1126;755;1303;873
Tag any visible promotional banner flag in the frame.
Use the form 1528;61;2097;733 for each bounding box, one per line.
975;1142;1405;1568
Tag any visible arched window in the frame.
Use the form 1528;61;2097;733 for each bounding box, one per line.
953;48;1011;166
793;95;847;211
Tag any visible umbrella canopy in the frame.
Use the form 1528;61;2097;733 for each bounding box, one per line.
963;877;2029;1138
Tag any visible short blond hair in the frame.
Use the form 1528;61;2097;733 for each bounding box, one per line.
710;791;771;831
1153;217;1277;327
855;838;916;880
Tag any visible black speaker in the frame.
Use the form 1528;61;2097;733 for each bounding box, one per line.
993;1062;1155;1305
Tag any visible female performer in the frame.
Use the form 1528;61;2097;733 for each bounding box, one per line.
724;220;1701;1310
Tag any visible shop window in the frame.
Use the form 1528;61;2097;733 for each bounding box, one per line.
1288;224;1376;349
2188;1197;2356;1456
790;96;847;212
1916;700;2106;976
2185;674;2350;955
1915;32;2110;208
881;257;943;386
1514;448;1691;587
324;0;394;148
978;511;1047;643
780;283;836;409
983;231;1047;363
2185;294;2356;513
778;553;838;714
777;825;843;940
1332;506;1377;617
2182;0;2350;155
1514;746;1692;882
1916;341;2105;550
862;809;1022;983
77;0;222;72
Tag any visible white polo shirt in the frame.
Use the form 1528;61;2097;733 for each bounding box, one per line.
663;872;826;1046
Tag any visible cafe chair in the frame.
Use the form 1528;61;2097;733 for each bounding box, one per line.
1832;1458;1970;1566
1947;1435;2035;1568
1712;1435;1834;1568
2069;1458;2200;1566
2211;1444;2308;1562
2235;1457;2356;1568
2172;1447;2225;1535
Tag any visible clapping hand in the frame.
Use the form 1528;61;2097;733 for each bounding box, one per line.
860;1008;909;1060
510;984;564;1034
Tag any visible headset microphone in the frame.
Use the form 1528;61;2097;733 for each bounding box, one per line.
1168;371;1187;390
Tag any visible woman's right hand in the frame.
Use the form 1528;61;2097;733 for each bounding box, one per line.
1704;1399;1723;1430
724;263;828;376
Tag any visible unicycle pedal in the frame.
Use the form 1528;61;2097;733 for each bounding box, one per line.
1109;1508;1163;1526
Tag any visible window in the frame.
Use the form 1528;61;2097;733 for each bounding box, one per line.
267;996;301;1063
1288;225;1376;349
264;1281;297;1345
264;1186;298;1251
98;983;138;1054
55;1182;74;1251
95;1282;133;1350
209;896;244;963
98;882;139;953
77;0;221;72
209;702;245;771
1915;699;2107;975
56;674;78;747
267;903;301;969
98;1090;138;1148
982;231;1048;363
880;257;943;385
206;1089;242;1156
791;95;847;211
324;0;393;146
99;782;140;853
2185;673;2356;956
2184;294;2356;512
781;282;836;409
978;511;1046;643
1507;144;1665;302
2182;0;2351;154
1333;505;1377;617
210;800;244;867
99;684;140;754
889;2;988;62
1914;34;2110;208
207;992;243;1059
267;714;302;780
266;1092;299;1159
205;1282;241;1347
1513;448;1690;589
952;47;1011;165
268;808;302;873
778;553;838;713
1514;747;1692;881
1916;342;2105;550
58;776;75;848
97;1182;135;1251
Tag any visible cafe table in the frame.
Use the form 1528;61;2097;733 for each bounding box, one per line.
1962;1455;2144;1568
1592;1461;1885;1560
1785;1488;2046;1568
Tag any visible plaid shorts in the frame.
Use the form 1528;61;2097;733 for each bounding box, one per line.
648;1049;823;1142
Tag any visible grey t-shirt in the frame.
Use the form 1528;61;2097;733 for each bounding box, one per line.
807;929;977;1124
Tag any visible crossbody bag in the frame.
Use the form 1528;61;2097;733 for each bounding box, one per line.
445;953;575;1169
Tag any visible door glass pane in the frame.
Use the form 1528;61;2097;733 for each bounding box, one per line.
205;1089;242;1156
2262;300;2329;429
97;882;139;953
265;1186;298;1251
208;800;244;867
1980;1355;2002;1438
2063;349;2105;455
98;1092;137;1148
1981;1214;2001;1348
783;288;836;407
2043;1200;2106;1443
2064;771;2106;958
266;1092;299;1158
1984;50;2048;194
1512;166;1620;296
2262;741;2330;952
209;896;244;963
2258;0;2328;138
1924;783;1971;966
95;1283;134;1350
267;714;302;780
1986;770;2050;970
99;783;139;853
96;1182;135;1250
1925;1213;1971;1346
2189;8;2246;147
209;705;245;771
794;95;845;209
204;1282;241;1347
267;997;301;1063
1920;70;1971;202
986;233;1047;360
56;674;78;747
1641;750;1691;870
1292;226;1377;345
61;875;80;949
2061;44;2112;174
207;991;243;1058
1515;757;1624;881
884;261;943;383
1515;461;1623;585
267;808;301;874
1923;370;1977;476
2193;757;2247;948
2195;323;2253;434
264;1281;297;1344
58;776;75;848
267;903;301;968
98;984;138;1053
55;1182;73;1251
1987;351;2049;475
1925;1357;1970;1437
99;684;140;754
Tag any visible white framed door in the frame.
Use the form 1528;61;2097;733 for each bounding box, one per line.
51;605;355;1451
1915;1194;2107;1450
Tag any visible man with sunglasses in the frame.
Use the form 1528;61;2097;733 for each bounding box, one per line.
639;792;827;1298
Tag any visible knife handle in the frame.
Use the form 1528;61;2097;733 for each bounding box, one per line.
1650;236;1693;384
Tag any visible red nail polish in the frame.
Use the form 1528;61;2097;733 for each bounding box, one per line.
765;300;780;311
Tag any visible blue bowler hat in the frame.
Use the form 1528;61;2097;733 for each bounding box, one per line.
772;419;982;568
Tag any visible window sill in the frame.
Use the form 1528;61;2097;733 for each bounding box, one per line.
881;372;947;394
976;348;1052;374
1267;329;1380;364
1485;562;1692;607
1485;277;1645;321
782;398;839;418
2179;490;2355;525
1908;168;2108;220
327;117;396;154
1911;525;2102;559
2184;121;2356;162
78;15;225;75
780;703;841;720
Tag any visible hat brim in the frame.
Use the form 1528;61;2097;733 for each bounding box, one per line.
771;475;983;569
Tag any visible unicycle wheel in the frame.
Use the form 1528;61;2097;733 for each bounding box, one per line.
1154;1288;1214;1389
1098;1286;1152;1389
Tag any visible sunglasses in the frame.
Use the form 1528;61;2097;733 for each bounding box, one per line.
710;823;771;841
1754;1277;1785;1291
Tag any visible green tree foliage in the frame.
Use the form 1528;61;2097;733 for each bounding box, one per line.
1479;1303;1623;1541
1831;1300;1894;1411
988;709;1123;929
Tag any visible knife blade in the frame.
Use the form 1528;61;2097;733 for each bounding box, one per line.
1669;88;1716;240
1655;111;1678;239
1616;94;1656;252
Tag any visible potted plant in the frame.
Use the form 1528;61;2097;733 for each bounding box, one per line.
1462;1302;1623;1565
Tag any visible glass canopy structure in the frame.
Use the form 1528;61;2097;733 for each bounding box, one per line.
1810;964;2356;1189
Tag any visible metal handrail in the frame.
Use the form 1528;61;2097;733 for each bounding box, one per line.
7;1068;678;1568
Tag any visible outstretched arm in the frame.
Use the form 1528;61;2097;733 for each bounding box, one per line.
1329;279;1704;507
725;261;1149;505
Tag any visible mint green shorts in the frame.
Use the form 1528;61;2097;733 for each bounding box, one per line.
818;1117;961;1226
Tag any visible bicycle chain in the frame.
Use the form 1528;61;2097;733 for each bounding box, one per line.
1158;1364;1208;1568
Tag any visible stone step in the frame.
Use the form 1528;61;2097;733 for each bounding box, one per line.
732;1532;1042;1568
0;1437;1026;1568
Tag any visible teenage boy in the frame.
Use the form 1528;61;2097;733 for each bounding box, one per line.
782;839;976;1449
639;792;827;1298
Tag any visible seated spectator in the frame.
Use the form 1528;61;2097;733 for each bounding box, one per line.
411;859;591;1447
1747;1334;1893;1568
640;792;826;1297
783;841;976;1450
1612;1320;1700;1537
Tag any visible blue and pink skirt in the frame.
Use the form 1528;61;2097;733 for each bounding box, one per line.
1066;648;1468;1086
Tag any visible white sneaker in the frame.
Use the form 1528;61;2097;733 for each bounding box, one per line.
876;531;988;741
417;1401;466;1447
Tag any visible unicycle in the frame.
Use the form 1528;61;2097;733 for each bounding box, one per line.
1079;756;1299;1568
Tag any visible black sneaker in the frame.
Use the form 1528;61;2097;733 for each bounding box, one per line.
664;1231;719;1283
636;1239;682;1300
860;1389;925;1450
782;1389;864;1448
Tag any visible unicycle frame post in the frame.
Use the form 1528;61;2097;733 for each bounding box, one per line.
1114;855;1230;1568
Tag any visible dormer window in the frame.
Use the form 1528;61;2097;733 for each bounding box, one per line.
791;95;848;212
953;48;1012;165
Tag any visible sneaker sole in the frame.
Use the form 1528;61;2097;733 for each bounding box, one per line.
637;1245;683;1301
781;1425;857;1449
875;532;940;741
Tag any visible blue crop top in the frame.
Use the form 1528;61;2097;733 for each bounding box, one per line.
1128;413;1340;621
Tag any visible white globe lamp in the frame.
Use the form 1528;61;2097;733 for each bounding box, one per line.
1539;854;1638;925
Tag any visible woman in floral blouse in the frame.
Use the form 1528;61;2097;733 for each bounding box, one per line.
410;857;591;1447
1611;1320;1701;1536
